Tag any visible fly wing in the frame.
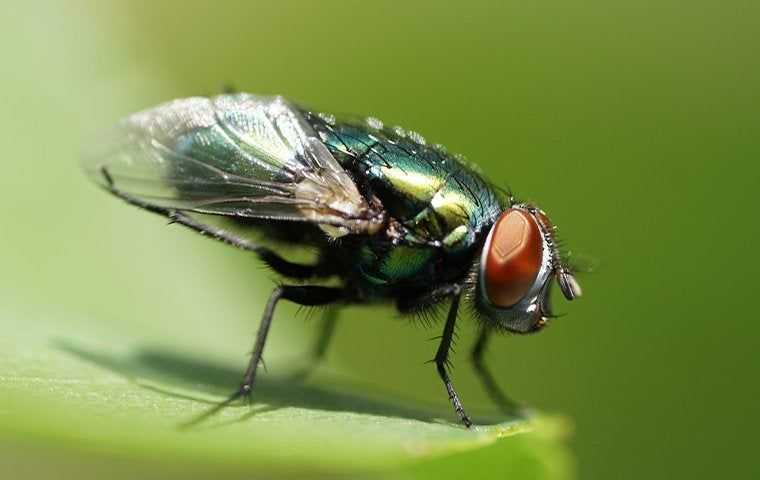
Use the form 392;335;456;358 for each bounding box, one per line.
83;94;382;237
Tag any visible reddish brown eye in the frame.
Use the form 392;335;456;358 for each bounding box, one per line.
484;209;544;307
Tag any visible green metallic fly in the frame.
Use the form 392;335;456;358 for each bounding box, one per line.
84;94;582;427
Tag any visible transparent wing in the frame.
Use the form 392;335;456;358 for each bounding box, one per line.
83;94;382;236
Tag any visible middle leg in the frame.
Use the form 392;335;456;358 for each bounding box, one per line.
236;285;345;400
190;284;344;424
310;307;339;364
291;307;340;380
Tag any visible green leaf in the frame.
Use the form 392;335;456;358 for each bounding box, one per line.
0;316;571;479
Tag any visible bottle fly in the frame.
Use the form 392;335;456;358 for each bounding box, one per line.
84;94;582;427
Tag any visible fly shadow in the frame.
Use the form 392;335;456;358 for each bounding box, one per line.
54;338;511;428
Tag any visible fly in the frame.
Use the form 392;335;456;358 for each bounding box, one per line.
83;94;583;427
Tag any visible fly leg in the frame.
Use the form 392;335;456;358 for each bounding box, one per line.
434;292;472;427
236;285;344;399
101;166;261;252
100;167;330;279
291;307;339;381
184;285;344;426
396;284;472;426
471;328;522;416
396;283;464;312
311;307;338;364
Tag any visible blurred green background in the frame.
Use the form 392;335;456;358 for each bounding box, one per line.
0;1;757;479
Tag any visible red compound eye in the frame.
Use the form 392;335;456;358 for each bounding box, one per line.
484;209;544;307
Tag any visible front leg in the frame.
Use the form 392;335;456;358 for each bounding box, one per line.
434;292;473;428
472;328;521;415
396;283;463;313
396;284;472;426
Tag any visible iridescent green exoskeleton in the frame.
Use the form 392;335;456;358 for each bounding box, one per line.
84;94;582;427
